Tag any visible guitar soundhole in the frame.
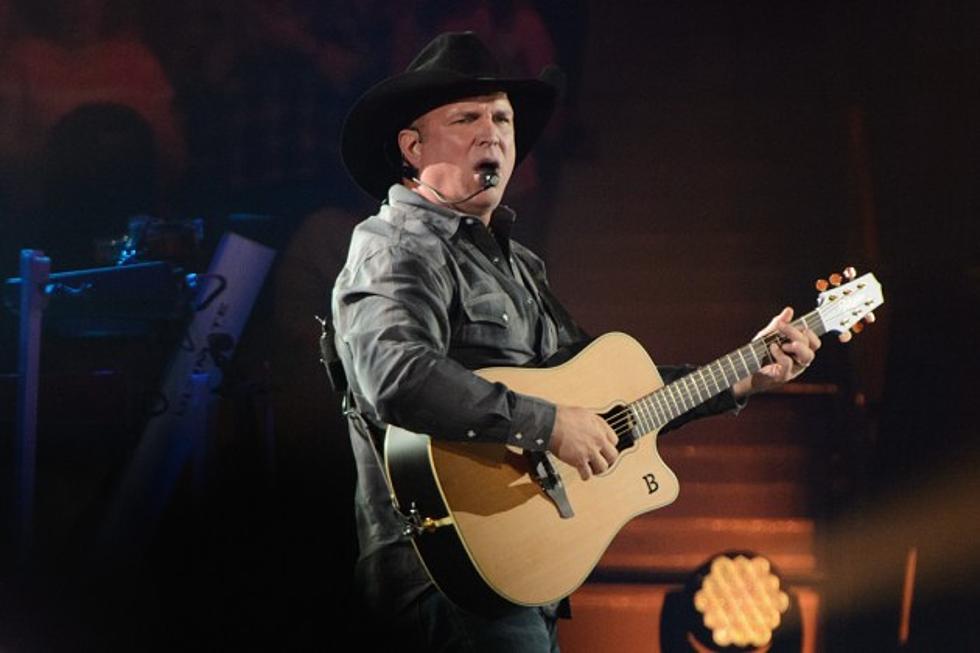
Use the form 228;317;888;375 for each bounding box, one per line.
600;404;636;452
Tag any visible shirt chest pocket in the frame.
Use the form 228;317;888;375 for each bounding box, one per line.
462;291;513;328
452;291;531;361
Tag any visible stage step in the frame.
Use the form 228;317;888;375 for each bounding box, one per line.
559;582;821;653
658;442;811;482
598;516;818;580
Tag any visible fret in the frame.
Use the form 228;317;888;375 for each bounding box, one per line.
729;354;742;382
639;397;654;432
757;339;773;367
750;340;764;371
665;384;682;416
629;404;644;438
749;343;762;374
697;368;713;398
690;373;705;403
668;383;688;412
679;380;695;411
681;375;698;405
712;363;724;392
736;348;750;378
654;394;668;425
721;355;737;386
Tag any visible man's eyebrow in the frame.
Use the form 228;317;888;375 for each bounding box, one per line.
446;104;513;117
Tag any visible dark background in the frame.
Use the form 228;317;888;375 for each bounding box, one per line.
1;1;977;650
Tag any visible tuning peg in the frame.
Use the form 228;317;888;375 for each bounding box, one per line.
864;312;876;324
829;273;843;287
851;321;865;334
816;279;829;291
843;266;857;280
838;330;853;343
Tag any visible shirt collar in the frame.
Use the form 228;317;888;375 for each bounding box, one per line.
386;184;517;240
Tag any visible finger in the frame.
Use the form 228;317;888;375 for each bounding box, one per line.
792;319;821;350
776;320;808;345
600;440;619;466
578;464;591;481
754;307;794;340
775;323;817;364
597;418;619;447
589;451;610;475
778;331;816;366
769;343;794;379
805;327;821;351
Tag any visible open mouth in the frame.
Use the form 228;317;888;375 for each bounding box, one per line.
474;160;501;188
474;159;500;174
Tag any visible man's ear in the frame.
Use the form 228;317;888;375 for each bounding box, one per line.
397;128;422;168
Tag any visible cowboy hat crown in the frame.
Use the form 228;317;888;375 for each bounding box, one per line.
340;31;560;200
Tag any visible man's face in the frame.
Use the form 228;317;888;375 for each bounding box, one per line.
399;93;516;220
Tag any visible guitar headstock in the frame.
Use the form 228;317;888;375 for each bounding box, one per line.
814;267;884;342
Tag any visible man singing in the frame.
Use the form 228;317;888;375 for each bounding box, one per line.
332;31;819;652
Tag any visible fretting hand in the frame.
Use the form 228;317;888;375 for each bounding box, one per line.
732;306;821;399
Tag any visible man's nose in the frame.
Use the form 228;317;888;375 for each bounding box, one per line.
474;114;501;145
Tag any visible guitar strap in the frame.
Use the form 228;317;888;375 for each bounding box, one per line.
317;315;412;524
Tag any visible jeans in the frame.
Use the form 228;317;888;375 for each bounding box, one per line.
378;586;561;653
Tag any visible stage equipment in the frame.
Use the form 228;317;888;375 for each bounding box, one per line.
96;232;275;558
661;551;802;652
11;250;49;560
5;231;274;564
114;214;205;266
3;260;189;337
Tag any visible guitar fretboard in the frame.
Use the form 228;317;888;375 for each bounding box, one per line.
626;311;826;438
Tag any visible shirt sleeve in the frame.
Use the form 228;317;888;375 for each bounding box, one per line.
333;245;556;451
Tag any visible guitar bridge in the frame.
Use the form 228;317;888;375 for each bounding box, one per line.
528;452;575;519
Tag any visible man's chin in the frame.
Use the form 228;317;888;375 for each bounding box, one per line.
460;190;502;219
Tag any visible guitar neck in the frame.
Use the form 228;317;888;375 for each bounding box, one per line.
628;311;827;436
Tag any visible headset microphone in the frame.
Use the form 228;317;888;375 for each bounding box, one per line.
412;164;501;207
478;166;500;189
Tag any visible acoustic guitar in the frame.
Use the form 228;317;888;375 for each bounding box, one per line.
385;270;884;614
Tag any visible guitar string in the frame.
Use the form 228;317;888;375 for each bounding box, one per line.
599;315;822;438
601;350;761;435
598;311;834;440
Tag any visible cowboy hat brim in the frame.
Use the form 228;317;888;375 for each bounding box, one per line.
341;68;559;201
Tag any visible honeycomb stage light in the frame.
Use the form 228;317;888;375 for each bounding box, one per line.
661;551;803;652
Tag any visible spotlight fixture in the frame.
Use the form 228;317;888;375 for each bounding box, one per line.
661;551;802;652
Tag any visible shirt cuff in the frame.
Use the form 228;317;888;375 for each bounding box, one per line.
724;388;749;416
506;394;556;451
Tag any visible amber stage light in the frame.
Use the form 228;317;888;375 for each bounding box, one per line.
661;551;803;653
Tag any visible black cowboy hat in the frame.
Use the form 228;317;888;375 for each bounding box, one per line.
340;31;561;200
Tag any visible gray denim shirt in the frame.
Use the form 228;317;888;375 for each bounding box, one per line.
332;184;740;615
